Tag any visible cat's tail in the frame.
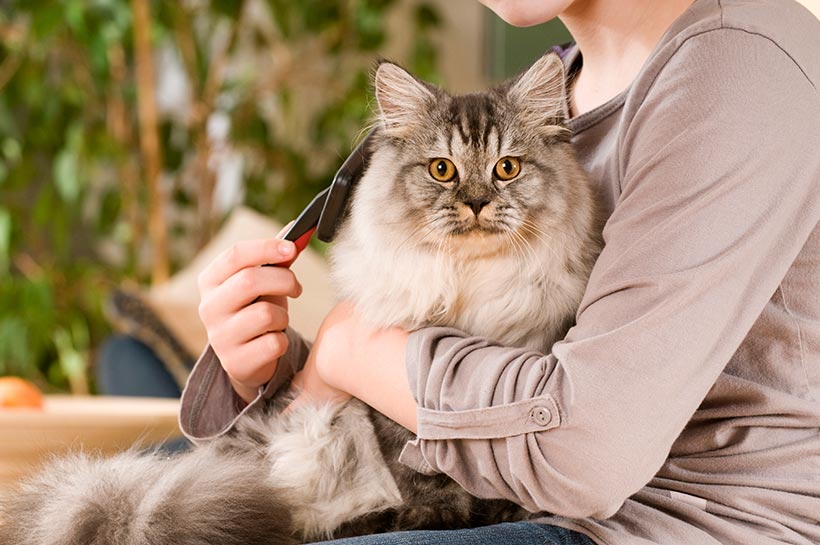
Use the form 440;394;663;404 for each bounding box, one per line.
0;445;297;545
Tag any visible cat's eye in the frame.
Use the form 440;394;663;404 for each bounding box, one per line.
494;157;521;181
428;158;457;183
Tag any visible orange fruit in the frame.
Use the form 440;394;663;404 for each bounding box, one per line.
0;376;44;409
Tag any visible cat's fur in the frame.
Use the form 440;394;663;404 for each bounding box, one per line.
0;52;601;545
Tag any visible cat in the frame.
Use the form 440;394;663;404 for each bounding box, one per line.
0;51;601;545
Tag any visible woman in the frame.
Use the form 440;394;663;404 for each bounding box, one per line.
184;1;820;543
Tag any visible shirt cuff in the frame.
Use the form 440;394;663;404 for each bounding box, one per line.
400;327;561;472
179;327;310;442
416;395;561;440
397;438;437;475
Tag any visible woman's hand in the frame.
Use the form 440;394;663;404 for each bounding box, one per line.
289;301;418;432
197;236;303;403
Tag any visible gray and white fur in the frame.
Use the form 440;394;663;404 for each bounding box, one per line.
0;52;601;545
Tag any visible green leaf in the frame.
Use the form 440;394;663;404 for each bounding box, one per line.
2;139;22;163
53;326;88;391
414;3;442;29
411;36;438;81
64;0;86;34
353;3;386;50
0;317;30;376
100;21;125;45
98;187;122;233
30;3;65;41
302;0;340;32
70;316;90;351
212;0;243;19
65;122;84;151
266;0;293;37
54;149;80;203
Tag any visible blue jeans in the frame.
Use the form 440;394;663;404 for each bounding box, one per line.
96;335;183;398
308;522;595;545
96;334;190;452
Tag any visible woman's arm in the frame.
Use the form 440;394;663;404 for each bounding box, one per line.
289;301;417;432
297;28;820;520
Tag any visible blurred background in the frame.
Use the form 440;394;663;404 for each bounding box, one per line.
2;0;817;397
0;0;572;395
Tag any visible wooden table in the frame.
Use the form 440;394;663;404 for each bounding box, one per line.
0;395;182;488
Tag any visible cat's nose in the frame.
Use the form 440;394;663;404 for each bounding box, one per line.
465;200;490;216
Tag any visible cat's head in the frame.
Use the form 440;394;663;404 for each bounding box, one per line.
360;52;584;259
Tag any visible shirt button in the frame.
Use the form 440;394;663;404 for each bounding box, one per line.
529;406;552;426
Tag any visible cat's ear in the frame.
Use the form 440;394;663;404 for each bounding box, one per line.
508;53;568;125
374;61;436;136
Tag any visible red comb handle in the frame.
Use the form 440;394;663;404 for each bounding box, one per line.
280;227;315;268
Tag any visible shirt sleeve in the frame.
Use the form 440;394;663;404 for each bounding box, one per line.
178;327;310;442
400;29;820;519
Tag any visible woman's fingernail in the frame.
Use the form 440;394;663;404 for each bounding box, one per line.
278;241;294;256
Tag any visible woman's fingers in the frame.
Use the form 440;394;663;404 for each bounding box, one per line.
220;331;290;387
199;265;302;321
198;238;296;290
219;301;290;344
207;302;290;380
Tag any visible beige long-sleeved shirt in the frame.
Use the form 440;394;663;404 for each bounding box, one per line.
180;1;820;543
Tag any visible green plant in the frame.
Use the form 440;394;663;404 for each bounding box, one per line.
0;0;441;392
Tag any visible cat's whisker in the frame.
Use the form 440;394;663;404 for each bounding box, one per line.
391;218;441;259
390;227;422;258
506;232;544;292
507;227;540;275
434;230;451;272
354;117;381;146
516;233;557;284
519;221;562;264
521;219;558;243
503;230;529;272
521;220;564;255
517;223;551;250
511;227;549;282
517;218;550;241
424;219;452;251
375;219;418;227
503;220;547;276
503;232;521;266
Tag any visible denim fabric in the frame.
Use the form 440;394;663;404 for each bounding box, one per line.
307;522;595;545
96;334;190;452
96;335;182;398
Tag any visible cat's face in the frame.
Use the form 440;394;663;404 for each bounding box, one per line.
367;54;580;257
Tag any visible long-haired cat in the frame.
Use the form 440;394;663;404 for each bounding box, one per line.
0;52;601;545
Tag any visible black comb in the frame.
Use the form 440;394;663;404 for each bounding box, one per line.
281;128;376;244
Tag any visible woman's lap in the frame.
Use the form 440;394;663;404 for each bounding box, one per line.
95;341;595;543
95;334;182;398
308;522;595;545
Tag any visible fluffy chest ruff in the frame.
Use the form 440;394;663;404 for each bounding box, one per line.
330;220;587;353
